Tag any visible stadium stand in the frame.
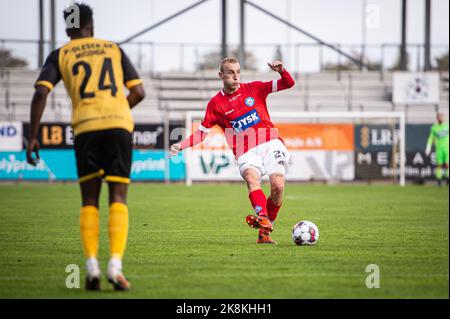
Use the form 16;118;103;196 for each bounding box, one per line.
0;68;448;124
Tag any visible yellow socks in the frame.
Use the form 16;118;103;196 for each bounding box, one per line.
80;205;100;258
80;203;129;261
108;202;129;260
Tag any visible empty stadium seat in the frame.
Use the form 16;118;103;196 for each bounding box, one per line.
0;69;448;125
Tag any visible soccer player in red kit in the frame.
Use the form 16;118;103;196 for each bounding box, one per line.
169;58;295;244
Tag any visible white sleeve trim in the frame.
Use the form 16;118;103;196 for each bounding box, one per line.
199;124;211;133
272;80;278;93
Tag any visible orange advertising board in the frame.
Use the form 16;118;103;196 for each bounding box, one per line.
192;122;354;151
277;123;354;151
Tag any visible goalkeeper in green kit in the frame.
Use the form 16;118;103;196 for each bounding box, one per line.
425;113;449;186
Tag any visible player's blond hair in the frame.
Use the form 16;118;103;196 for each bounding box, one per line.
219;57;239;72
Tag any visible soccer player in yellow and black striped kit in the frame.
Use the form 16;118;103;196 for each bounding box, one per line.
26;4;145;291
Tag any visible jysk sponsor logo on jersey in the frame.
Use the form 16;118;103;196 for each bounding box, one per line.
244;97;255;107
230;109;261;133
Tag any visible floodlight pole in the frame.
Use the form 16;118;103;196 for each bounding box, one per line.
400;0;407;71
50;0;56;51
239;0;245;67
361;0;367;71
50;0;56;111
424;0;432;71
221;0;228;59
38;0;44;68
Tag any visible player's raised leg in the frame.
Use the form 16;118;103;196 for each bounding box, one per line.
79;178;102;291
106;182;131;291
242;168;273;233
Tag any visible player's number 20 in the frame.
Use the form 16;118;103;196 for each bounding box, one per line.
72;58;118;99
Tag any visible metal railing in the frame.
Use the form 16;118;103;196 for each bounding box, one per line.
0;39;448;122
1;38;448;75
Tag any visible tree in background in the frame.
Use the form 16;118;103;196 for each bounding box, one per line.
389;49;410;71
323;50;381;71
196;49;258;71
434;51;449;71
0;49;28;68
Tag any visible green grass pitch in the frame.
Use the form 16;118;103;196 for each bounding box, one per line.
0;183;448;299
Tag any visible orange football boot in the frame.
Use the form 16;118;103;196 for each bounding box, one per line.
245;214;273;233
256;229;278;244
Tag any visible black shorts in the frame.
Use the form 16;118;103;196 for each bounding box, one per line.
74;128;132;184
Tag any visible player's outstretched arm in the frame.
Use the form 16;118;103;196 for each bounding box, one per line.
267;61;295;91
169;129;208;156
170;99;217;156
27;85;50;165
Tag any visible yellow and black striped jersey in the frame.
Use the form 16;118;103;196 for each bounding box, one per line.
35;37;142;136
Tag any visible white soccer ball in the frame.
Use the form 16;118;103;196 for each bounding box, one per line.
292;220;319;245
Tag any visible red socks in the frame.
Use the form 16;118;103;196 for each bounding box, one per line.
249;189;268;217
267;197;281;223
249;190;282;222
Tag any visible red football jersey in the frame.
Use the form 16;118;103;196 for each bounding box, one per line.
198;70;295;158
